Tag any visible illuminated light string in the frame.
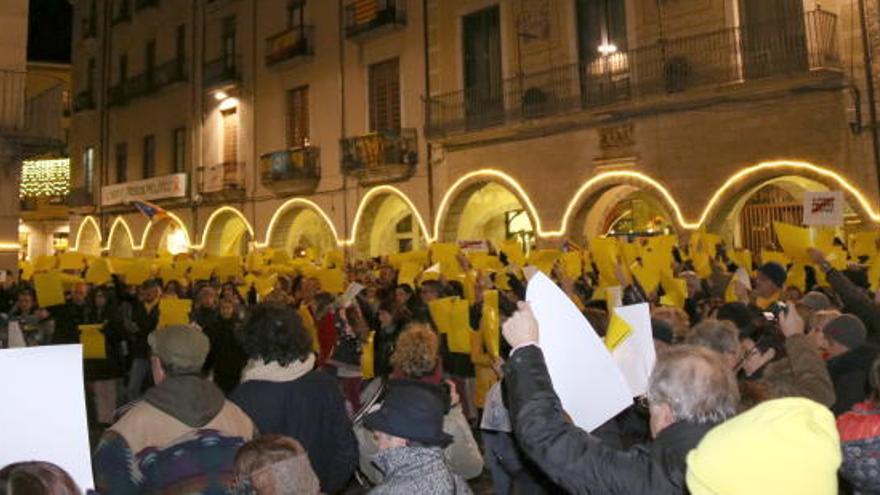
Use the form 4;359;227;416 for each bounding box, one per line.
69;160;880;254
20;158;70;199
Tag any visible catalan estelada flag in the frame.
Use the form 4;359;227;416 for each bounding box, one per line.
131;200;168;221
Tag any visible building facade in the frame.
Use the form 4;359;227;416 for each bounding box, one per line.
67;0;880;261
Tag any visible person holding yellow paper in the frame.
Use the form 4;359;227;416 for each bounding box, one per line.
81;287;126;426
122;280;162;400
7;287;54;347
810;247;880;343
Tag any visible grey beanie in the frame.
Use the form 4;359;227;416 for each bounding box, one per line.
822;314;867;350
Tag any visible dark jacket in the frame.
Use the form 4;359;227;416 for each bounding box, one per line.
827;269;880;345
204;316;248;394
504;345;716;495
230;369;358;493
83;304;125;381
129;301;159;359
50;301;88;345
827;345;879;416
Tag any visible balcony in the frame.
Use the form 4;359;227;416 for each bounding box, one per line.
107;59;187;107
67;187;95;208
426;9;840;137
72;90;95;113
344;0;406;40
200;161;245;200
266;25;315;67
260;146;320;193
341;129;417;185
135;0;158;11
203;55;241;89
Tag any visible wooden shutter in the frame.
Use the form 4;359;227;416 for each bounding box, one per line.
286;86;309;148
222;109;238;163
369;58;400;132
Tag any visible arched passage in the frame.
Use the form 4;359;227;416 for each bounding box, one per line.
266;200;338;256
202;207;253;257
567;184;677;241
353;191;425;257
107;218;135;258
73;216;102;256
142;216;191;257
438;181;536;248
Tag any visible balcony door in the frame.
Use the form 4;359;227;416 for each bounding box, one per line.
222;108;238;164
462;5;502;128
739;0;807;78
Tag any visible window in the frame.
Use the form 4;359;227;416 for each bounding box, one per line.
575;0;627;64
83;147;95;194
145;40;156;84
462;6;502;123
286;86;309;148
368;58;400;133
87;58;96;91
287;0;305;29
116;143;128;183
172;127;186;173
118;54;128;84
222;16;236;69
142;135;155;178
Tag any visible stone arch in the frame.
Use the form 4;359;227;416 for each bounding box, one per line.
142;215;191;257
201;207;254;257
437;180;537;247
352;189;426;258
73;216;102;256
107;217;135;257
266;200;338;256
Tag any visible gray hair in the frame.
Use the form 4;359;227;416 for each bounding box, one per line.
685;319;739;356
646;345;739;424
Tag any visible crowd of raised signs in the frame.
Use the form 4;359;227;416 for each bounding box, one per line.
2;220;880;494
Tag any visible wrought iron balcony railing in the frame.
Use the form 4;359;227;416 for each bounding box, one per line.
341;129;417;184
344;0;406;40
266;25;315;66
203;55;241;88
260;146;320;192
426;9;840;137
106;59;187;107
201;161;245;194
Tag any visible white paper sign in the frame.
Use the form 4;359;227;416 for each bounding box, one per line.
339;282;366;307
803;191;844;226
7;321;24;348
101;173;187;206
526;272;633;432
0;345;94;490
611;303;657;397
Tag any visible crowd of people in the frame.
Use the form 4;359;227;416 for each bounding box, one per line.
2;233;880;494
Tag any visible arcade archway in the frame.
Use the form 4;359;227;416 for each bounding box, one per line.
353;192;425;258
142;216;191;257
202;207;253;257
73;216;102;256
566;184;677;242
107;218;135;258
438;181;535;249
266;201;338;256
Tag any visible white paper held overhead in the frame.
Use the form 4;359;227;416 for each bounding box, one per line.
526;272;632;432
0;345;94;490
611;303;657;397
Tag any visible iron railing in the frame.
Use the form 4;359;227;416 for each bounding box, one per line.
260;146;320;183
203;55;241;88
266;25;315;66
341;129;418;173
345;0;406;39
0;70;25;131
426;10;840;137
201;161;244;193
106;59;187;106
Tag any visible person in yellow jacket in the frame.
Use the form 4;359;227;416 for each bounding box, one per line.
686;397;841;495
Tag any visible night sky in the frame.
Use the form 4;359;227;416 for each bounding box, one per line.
27;0;72;63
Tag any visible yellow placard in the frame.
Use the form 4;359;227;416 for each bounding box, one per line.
158;298;192;328
851;231;879;260
430;243;463;278
323;249;345;268
428;297;456;335
79;324;106;359
190;261;216;281
316;269;345;294
448;298;473;354
33;255;57;272
215;257;242;281
481;290;500;358
18;260;33;281
499;240;526;267
123;261;153;286
620;241;641;267
255;274;278;298
468;252;504;272
773;222;834;264
297;304;321;353
605;311;633;351
631;262;661;293
761;250;791;268
59;252;86;271
660;271;687;309
271;249;291;265
361;331;375;379
528;249;561;276
787;263;808;292
560;251;583;279
85;258;113;285
729;249;753;273
397;262;422;288
34;272;66;307
591;238;621;287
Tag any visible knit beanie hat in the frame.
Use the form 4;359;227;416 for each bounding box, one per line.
757;262;787;289
822;314;867;350
686;398;841;495
799;291;832;312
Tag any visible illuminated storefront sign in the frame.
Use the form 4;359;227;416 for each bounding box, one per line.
101;173;187;206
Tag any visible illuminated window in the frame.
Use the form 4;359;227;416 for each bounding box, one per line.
576;0;627;62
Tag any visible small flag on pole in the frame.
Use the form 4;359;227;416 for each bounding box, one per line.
131;200;168;221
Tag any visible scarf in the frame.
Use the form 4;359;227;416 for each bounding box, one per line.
240;353;316;383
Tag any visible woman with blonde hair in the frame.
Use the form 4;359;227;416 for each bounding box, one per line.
232;435;320;495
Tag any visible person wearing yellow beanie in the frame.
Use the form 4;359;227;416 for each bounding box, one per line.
686;397;841;495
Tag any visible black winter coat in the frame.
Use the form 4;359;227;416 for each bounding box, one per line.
828;345;879;416
504;345;716;495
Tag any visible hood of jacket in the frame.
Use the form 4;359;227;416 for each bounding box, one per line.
143;375;226;428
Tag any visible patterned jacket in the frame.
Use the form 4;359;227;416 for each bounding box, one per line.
838;400;880;493
368;446;473;495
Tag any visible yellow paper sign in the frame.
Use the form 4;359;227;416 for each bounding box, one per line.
59;252;86;271
499;240;526;267
18;260;33;281
481;290;500;358
428;297;456;334
773;222;834;264
85;258;113;285
560;252;583;279
761;250;791;268
431;243;463;278
631;262;661;293
528;249;561;276
79;324;106;359
316;269;345;294
448;298;473;354
298;305;321;353
33;255;57;272
397;262;422;287
215;257;242;281
591;238;621;287
123;261;153;286
33;272;65;308
190;261;216;281
158;298;192;328
605;311;633;351
851;231;879;260
323;249;345;268
362;331;375;379
660;271;687;309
